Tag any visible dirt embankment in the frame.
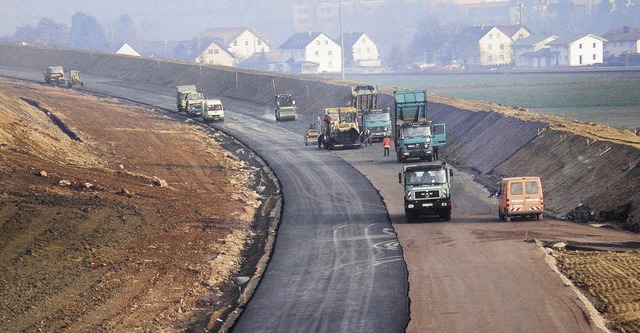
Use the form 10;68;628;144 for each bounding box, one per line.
0;79;275;332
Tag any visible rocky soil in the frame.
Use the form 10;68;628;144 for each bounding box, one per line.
0;78;275;332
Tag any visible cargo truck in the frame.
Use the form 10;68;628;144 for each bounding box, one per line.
275;94;297;121
176;84;198;113
317;107;362;150
393;90;446;163
43;66;66;85
399;162;453;222
351;85;391;142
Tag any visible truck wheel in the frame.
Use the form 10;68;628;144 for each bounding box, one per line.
537;213;543;221
498;209;505;221
440;209;452;221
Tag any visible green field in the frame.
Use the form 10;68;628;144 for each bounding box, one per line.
347;72;640;131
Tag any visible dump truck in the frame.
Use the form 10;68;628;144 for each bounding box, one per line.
393;90;446;163
43;66;66;85
201;99;224;122
184;91;206;117
67;70;83;88
351;85;391;142
176;84;198;112
351;85;379;114
399;162;453;222
317;107;362;150
275;94;297;121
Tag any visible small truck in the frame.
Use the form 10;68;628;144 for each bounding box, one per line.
43;66;66;85
399;162;453;222
201;99;225;122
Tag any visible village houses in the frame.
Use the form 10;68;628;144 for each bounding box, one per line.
343;32;382;73
547;34;606;66
280;32;342;74
602;26;640;58
512;35;558;67
196;28;270;66
450;25;532;67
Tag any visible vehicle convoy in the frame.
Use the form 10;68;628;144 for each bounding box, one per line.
275;93;297;121
43;66;66;85
67;70;83;88
318;107;362;150
393;90;446;163
201;99;224;122
351;85;392;142
498;176;544;222
399;162;453;222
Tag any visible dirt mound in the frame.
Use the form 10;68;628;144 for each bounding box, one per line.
0;78;270;332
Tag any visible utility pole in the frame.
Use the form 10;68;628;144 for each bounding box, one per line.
340;0;345;79
517;1;524;26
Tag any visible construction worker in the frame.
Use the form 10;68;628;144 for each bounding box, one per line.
382;135;392;156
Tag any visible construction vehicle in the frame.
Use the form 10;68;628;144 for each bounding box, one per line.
393;90;446;163
43;66;66;85
201;99;224;122
275;94;297;121
317;107;362;150
67;70;83;88
399;162;453;222
184;91;206;117
176;84;198;112
351;85;378;115
351;85;391;142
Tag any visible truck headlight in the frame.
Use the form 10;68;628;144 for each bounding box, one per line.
408;204;415;208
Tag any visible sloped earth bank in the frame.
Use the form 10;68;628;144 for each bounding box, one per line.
0;78;279;332
2;44;640;331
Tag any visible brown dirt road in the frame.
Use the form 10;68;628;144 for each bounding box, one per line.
0;78;273;332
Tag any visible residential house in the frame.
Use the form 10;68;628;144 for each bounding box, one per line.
602;26;640;58
512;35;558;67
195;40;235;67
280;32;342;73
343;32;382;72
200;28;270;62
239;52;284;72
548;34;606;66
451;25;532;67
115;42;141;57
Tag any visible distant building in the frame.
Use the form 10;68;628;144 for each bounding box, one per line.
343;32;382;73
195;40;235;67
115;43;141;57
512;35;558;67
548;34;606;66
450;25;532;67
602;26;640;58
292;2;382;36
280;32;342;73
200;28;270;61
239;52;284;72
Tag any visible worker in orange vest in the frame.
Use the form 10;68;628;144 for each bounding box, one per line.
381;135;392;156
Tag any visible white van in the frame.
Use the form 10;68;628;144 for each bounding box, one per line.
202;99;224;122
498;177;544;222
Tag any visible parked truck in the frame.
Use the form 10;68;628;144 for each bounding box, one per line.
43;66;66;85
275;93;297;121
393;90;446;163
317;107;362;150
351;85;392;142
399;162;453;222
175;84;206;117
176;84;197;112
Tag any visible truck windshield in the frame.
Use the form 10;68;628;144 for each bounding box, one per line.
402;126;430;138
364;113;390;122
406;170;447;185
339;112;357;123
187;93;204;100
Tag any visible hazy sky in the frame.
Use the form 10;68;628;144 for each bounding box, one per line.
0;0;295;41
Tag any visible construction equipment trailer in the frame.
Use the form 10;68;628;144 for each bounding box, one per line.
318;107;362;150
